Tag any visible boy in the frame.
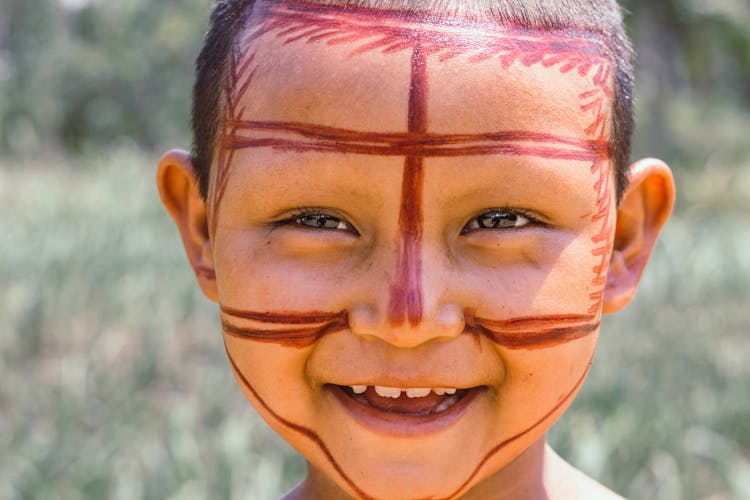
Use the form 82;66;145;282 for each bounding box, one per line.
157;0;675;498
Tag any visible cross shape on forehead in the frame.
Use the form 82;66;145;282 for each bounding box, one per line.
210;0;615;323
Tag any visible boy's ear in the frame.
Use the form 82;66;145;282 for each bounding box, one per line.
603;158;675;314
156;149;218;302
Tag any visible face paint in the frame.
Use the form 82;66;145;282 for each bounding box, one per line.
208;1;615;497
388;40;428;326
212;0;613;312
221;306;348;348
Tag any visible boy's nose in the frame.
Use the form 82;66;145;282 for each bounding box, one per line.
347;244;466;348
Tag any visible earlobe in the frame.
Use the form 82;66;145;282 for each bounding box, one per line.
156;149;218;302
603;158;675;313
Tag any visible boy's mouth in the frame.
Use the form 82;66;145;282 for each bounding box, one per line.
333;384;478;416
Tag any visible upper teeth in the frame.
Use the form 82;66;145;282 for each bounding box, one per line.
354;386;458;398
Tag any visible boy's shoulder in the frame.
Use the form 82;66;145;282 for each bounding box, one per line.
547;445;626;500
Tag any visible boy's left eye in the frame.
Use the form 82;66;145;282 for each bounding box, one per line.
461;209;531;234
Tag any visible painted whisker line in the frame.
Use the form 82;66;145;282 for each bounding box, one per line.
221;307;349;348
222;320;348;348
468;321;599;349
474;313;595;328
221;306;346;324
467;314;600;349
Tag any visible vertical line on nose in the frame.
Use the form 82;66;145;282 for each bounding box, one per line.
388;39;427;327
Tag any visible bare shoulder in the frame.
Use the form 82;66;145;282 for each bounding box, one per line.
545;445;626;500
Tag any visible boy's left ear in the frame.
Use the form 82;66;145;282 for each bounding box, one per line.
603;158;675;313
156;150;218;302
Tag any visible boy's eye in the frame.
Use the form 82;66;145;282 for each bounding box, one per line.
462;210;531;234
294;213;358;234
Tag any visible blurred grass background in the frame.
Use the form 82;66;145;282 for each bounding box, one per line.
1;0;749;499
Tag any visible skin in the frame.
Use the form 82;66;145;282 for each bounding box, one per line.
157;2;675;499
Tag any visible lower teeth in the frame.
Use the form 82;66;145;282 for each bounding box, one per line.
433;395;458;413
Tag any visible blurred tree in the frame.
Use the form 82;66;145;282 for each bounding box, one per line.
0;0;210;155
621;0;750;167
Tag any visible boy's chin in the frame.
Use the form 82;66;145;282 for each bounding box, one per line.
324;459;479;499
303;419;545;500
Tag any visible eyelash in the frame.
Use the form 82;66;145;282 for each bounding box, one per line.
278;207;360;235
277;207;544;236
460;208;543;235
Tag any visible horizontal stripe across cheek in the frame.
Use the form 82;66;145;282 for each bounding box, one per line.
220;304;600;351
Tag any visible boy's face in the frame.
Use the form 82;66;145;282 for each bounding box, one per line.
159;2;673;498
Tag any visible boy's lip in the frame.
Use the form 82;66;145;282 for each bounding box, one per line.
325;383;486;438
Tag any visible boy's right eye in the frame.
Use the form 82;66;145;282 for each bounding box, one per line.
297;214;348;230
280;209;360;235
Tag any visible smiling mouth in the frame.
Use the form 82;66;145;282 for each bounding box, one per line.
337;385;471;415
328;383;485;436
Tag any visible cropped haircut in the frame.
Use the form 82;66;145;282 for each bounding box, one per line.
192;0;634;202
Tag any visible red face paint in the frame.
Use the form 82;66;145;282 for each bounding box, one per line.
439;353;594;499
225;345;377;500
226;338;593;500
221;121;608;160
467;314;599;350
214;2;614;497
210;45;258;237
222;306;598;351
387;40;428;327
221;306;348;348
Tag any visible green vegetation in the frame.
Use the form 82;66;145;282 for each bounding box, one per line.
1;0;749;498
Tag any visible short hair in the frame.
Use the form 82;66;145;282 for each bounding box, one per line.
192;0;634;202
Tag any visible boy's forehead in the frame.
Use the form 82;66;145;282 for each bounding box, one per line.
234;0;613;139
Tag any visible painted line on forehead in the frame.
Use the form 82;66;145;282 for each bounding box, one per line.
220;121;611;161
245;0;614;143
466;314;600;350
439;352;594;500
388;40;427;327
243;2;613;138
249;0;609;60
221;306;349;348
224;344;376;500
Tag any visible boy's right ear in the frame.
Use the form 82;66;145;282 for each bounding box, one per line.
156;150;218;302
